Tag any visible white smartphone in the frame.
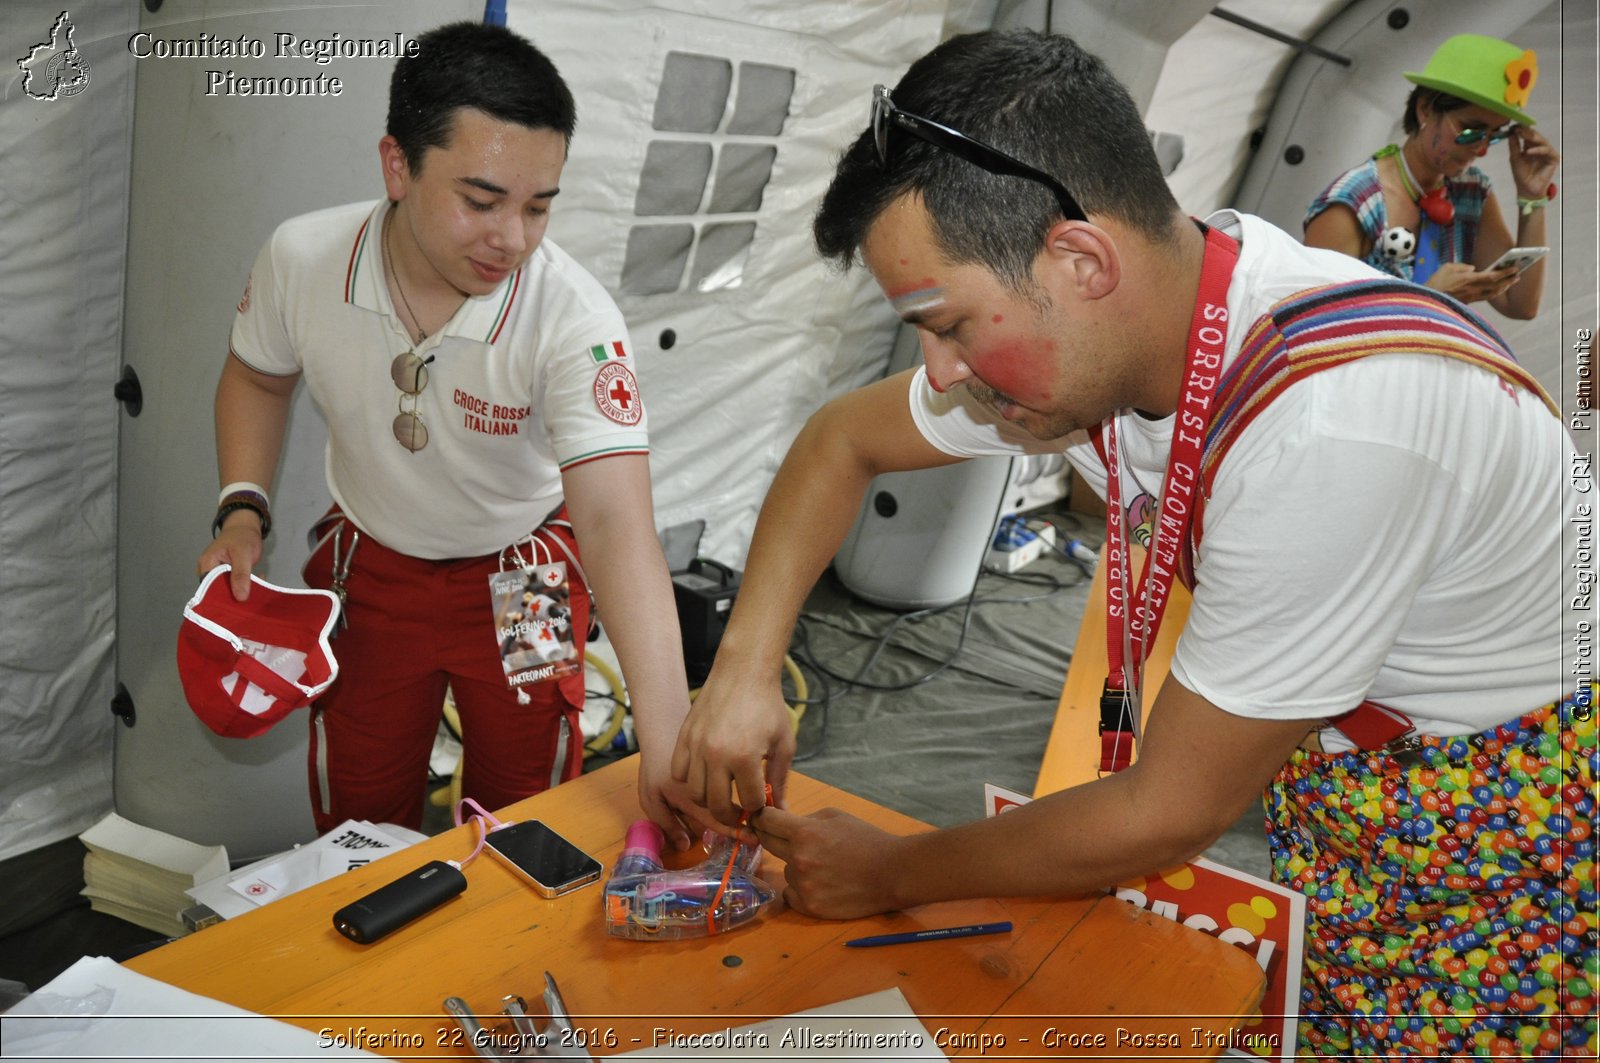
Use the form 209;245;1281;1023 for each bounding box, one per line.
484;819;602;898
1487;246;1548;274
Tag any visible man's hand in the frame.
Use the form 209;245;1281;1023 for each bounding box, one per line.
1424;261;1518;304
671;670;795;831
196;512;265;600
637;744;721;851
752;806;904;919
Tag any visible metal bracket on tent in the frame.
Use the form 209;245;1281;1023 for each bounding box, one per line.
1210;7;1352;67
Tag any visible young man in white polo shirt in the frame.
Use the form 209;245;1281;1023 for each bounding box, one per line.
197;21;706;845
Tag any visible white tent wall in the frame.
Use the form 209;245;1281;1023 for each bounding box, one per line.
0;2;138;865
521;0;951;567
112;0;477;860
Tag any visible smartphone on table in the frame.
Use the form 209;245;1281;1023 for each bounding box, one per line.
484;819;602;898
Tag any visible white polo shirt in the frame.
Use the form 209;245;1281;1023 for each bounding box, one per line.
231;200;649;559
907;211;1580;745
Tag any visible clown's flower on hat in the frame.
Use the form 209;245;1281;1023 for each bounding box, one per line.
1504;49;1537;109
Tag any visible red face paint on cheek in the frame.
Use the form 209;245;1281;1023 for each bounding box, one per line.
974;338;1054;405
991;314;1004;324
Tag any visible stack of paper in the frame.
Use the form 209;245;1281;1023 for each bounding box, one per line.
79;813;230;938
186;819;425;920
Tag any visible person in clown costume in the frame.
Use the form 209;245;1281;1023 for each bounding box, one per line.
1304;33;1560;319
672;28;1594;1058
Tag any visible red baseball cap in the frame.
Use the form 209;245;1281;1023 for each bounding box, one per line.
178;566;341;738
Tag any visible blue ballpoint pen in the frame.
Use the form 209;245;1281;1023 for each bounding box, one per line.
844;920;1012;948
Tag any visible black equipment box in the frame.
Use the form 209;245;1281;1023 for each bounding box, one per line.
671;558;740;686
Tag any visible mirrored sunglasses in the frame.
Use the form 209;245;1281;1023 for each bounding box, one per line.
870;84;1085;222
1453;122;1513;146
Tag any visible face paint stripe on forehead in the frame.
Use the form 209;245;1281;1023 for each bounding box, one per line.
889;285;945;318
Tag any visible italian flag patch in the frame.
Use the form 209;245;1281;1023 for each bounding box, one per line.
589;340;627;363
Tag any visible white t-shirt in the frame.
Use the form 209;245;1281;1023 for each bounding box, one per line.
231;200;649;559
909;210;1581;746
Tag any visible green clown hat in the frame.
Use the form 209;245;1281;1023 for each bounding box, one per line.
1405;33;1538;127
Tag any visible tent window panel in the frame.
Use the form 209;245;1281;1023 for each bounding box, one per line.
690;222;757;292
621;224;694;296
653;52;732;133
634;141;713;216
706;144;776;214
727;63;795;136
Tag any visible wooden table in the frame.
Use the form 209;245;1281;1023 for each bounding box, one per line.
128;757;1262;1058
1034;545;1192;797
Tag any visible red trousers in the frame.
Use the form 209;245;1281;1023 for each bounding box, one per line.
301;509;588;832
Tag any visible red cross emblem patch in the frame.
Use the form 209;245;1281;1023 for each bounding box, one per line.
593;362;643;426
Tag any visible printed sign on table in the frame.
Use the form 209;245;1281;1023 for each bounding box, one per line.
983;784;1303;1060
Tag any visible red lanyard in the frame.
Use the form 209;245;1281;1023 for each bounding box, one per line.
1099;224;1238;768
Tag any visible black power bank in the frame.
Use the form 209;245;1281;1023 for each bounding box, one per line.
332;860;466;944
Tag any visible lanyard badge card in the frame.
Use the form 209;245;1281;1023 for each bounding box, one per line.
489;536;582;692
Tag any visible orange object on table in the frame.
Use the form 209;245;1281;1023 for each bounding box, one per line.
127;756;1262;1058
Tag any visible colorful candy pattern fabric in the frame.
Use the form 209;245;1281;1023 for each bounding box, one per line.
1267;689;1597;1058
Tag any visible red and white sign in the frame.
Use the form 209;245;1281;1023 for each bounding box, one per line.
983;785;1302;1059
593;362;642;426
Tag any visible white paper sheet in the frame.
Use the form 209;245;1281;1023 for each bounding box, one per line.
0;956;385;1061
186;819;423;919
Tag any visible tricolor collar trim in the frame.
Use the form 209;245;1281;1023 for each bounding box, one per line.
343;201;524;346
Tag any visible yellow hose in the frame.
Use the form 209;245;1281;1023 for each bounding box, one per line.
584;651;628;755
428;694;464;810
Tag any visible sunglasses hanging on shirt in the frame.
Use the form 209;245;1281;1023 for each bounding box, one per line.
391;351;434;452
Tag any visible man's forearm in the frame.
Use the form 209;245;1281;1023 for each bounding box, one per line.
711;409;879;675
714;374;958;677
575;517;690;758
883;768;1219;909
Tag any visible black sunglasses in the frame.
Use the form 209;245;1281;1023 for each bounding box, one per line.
870;84;1085;222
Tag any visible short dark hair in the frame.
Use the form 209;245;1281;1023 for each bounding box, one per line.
388;22;576;174
1402;86;1473;136
813;30;1182;290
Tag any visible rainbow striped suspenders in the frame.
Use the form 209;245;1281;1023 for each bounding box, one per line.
1096;279;1557;752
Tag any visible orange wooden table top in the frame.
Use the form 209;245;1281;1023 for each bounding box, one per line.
127;756;1263;1059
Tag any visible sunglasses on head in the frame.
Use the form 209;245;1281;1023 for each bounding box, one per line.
870;84;1086;222
390;351;433;452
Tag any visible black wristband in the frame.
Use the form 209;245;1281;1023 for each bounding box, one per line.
213;499;270;539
